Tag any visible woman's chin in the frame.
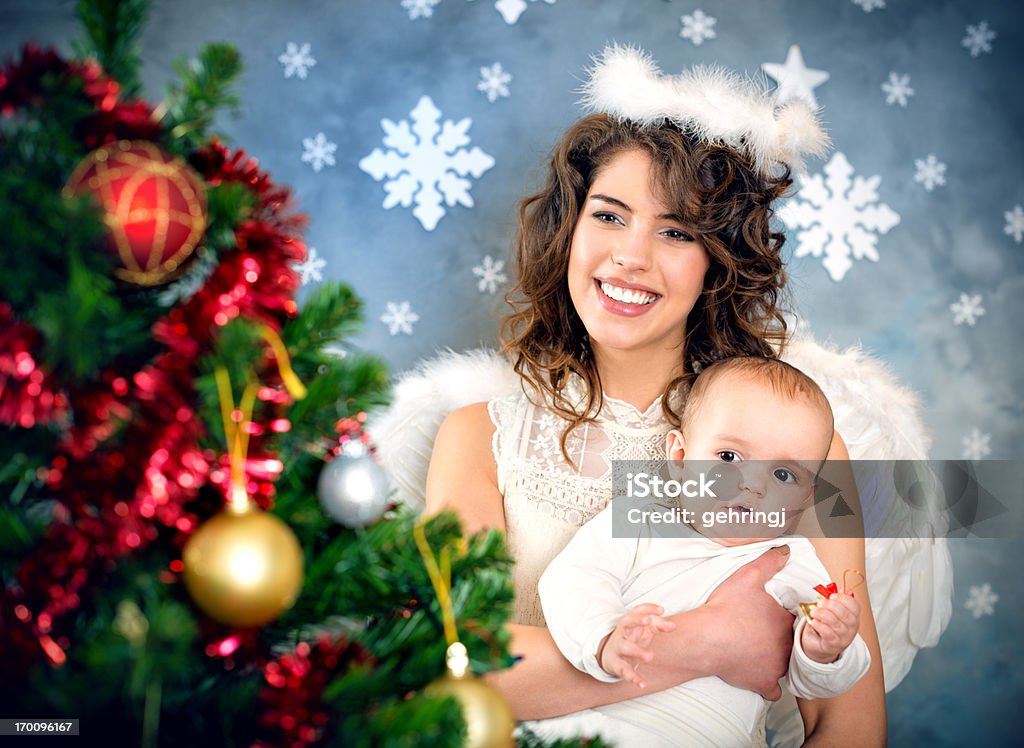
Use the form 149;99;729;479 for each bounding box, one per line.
586;325;681;359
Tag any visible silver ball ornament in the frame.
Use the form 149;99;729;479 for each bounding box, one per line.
316;443;391;527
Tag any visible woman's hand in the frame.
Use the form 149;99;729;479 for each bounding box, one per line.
699;545;796;700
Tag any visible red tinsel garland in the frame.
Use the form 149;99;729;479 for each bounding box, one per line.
0;302;68;428
254;637;374;748
1;44;309;673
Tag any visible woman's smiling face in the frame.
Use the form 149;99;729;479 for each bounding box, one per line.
567;148;711;362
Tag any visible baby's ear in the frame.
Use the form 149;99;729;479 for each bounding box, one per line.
665;429;685;461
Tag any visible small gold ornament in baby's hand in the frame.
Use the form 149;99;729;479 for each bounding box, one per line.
800;568;866;620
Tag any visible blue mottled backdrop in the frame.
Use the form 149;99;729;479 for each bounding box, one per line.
5;0;1022;744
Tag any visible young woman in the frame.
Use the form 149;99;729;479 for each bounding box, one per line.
425;47;886;745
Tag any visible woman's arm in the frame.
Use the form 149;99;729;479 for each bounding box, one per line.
425;404;794;719
799;433;887;747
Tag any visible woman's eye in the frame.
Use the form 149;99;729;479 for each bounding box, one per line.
593;212;622;225
718;451;739;463
664;228;696;242
773;468;796;483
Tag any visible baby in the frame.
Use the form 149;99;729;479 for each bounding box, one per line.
534;357;870;748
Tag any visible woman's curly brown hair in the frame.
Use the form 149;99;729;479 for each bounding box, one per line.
500;114;794;463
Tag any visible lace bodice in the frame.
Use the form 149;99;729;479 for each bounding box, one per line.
488;377;679;626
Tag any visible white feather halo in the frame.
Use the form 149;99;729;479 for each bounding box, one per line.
578;45;830;176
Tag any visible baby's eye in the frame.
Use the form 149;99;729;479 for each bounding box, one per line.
718;451;739;463
773;468;796;483
663;228;697;243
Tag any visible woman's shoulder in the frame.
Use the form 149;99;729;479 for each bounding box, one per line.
439;401;495;438
434;401;506;476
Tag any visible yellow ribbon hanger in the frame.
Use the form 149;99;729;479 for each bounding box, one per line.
413;522;471;677
213;324;307;513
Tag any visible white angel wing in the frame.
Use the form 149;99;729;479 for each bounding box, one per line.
369;348;521;512
767;335;953;747
369;337;953;745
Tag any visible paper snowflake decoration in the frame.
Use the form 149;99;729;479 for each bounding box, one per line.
359;96;495;231
950;293;985;327
779;152;900;282
881;72;914;107
962;21;996;57
965;583;998;618
1004;205;1024;244
680;9;716;46
479;0;556;25
278;42;316;80
914;154;947;191
381;301;420;336
291;247;326;286
852;0;885;11
301;133;337;172
961;428;992;460
472;255;508;294
950;293;986;326
403;0;440;19
478;63;512;103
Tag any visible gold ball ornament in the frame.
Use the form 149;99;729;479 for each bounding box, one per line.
63;140;207;286
182;505;304;628
424;642;515;748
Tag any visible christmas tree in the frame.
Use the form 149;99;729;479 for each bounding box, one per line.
0;2;604;746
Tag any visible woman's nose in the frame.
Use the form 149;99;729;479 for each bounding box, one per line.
610;230;653;271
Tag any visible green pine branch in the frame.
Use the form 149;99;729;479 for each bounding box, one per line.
0;436;57;574
0;73;97;183
336;692;466;748
516;728;615;748
277;508;515;692
268;282;390;462
203;182;258;252
73;0;150;98
0;152;105;315
33;246;156;383
164;43;243;154
282;282;366;359
273;352;390;465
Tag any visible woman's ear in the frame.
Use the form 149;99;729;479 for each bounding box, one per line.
665;429;685;461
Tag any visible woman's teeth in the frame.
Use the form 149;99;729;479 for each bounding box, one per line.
600;281;657;305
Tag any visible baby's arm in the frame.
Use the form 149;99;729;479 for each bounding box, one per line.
596;604;677;688
787;602;871;699
538;506;643;682
767;540;872;699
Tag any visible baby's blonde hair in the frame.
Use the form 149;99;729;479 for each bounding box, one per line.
681;357;834;463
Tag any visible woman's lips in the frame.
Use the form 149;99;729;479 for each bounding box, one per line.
594;279;659;318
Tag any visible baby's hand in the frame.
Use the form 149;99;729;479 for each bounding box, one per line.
801;593;861;664
597;603;676;688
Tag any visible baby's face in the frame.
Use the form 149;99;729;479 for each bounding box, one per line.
666;375;833;546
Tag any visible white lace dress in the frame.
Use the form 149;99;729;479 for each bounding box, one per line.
488;377;672;628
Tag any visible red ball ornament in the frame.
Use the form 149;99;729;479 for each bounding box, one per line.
63;140;208;286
